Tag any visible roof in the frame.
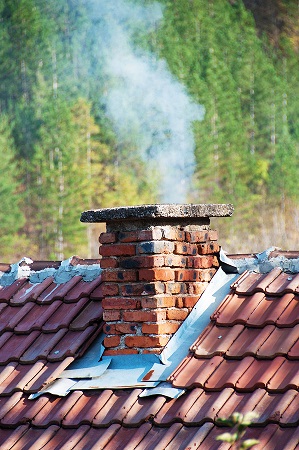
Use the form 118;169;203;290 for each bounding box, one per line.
0;254;298;449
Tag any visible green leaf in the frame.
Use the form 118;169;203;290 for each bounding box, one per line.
216;432;235;443
240;439;260;449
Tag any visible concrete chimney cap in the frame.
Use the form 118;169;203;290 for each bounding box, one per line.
80;203;234;223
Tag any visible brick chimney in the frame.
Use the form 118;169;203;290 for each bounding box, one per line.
81;204;233;355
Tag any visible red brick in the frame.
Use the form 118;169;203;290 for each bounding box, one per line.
139;268;175;282
189;255;219;269
119;255;165;269
165;282;187;295
174;269;204;282
197;242;220;255
141;296;176;309
183;296;200;308
121;282;165;296
101;283;119;296
142;322;180;335
174;242;198;255
102;297;140;310
142;348;164;354
199;268;217;282
100;244;136;257
104;323;138;334
103;335;121;348
161;226;185;241
102;269;137;282
138;229;163;241
123;310;166;322
137;241;174;254
166;309;189;321
176;297;184;308
103;310;121;321
185;230;218;243
164;255;187;268
125;335;169;348
99;232;117;244
100;257;118;268
187;282;208;295
104;348;139;355
118;231;138;242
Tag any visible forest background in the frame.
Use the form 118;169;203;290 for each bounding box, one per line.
0;0;298;261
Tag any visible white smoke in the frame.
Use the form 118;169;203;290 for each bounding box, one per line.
87;0;204;202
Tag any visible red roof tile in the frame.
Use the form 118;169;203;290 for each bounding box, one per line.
0;259;298;449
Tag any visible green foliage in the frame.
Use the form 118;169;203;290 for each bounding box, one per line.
0;115;25;256
0;0;298;258
216;411;259;449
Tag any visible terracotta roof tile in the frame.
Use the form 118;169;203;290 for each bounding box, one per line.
36;276;83;303
0;278;28;302
0;259;298;448
40;297;89;332
10;278;54;305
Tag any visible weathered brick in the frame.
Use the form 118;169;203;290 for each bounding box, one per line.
104;323;138;334
139;268;175;282
161;226;185;241
174;242;198;255
100;243;136;257
185;230;218;243
174;268;216;282
103;335;121;348
104;348;139;355
125;335;169;348
197;242;220;255
102;269;137;282
175;269;205;282
187;282;208;295
123;309;166;322
142;322;180;335
118;231;138;242
99;232;117;244
183;296;200;308
102;297;140;310
100;257;118;268
189;255;219;269
101;283;119;296
164;255;187;268
138;241;174;255
165;282;187;295
103;310;121;321
166;309;189;321
121;282;165;296
138;229;163;241
141;296;176;309
199;268;217;282
119;256;165;269
142;348;164;354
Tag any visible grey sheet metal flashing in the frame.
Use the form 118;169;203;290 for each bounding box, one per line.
0;256;102;286
139;382;185;399
32;268;236;398
220;247;299;274
144;267;238;382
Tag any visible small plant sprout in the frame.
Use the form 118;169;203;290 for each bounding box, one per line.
216;411;259;449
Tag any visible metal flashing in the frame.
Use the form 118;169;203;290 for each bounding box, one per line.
220;248;299;274
139;382;185;399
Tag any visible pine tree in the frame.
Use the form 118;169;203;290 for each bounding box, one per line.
0;115;25;257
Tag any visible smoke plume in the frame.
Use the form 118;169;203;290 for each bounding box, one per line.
87;0;204;202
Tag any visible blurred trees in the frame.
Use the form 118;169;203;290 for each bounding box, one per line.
0;0;298;259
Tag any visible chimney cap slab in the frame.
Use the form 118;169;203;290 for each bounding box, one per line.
80;203;234;223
